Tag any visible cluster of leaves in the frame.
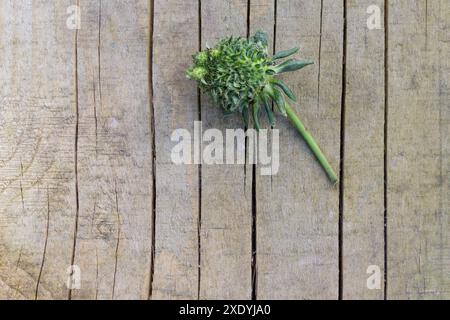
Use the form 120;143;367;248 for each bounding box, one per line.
187;31;314;130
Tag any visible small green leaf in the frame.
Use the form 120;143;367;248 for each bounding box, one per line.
252;101;262;131
264;85;286;116
272;47;299;60
274;59;314;74
271;79;297;101
242;105;250;128
272;88;287;116
261;94;275;126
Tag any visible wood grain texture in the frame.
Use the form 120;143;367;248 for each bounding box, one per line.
152;0;200;300
249;0;275;300
0;0;449;301
199;0;253;300
71;0;153;299
0;0;77;299
387;0;450;299
342;0;385;299
256;0;343;299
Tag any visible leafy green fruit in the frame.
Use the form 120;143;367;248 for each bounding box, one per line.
186;31;313;130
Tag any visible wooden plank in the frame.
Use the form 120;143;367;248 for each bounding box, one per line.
256;0;343;299
249;0;275;300
387;0;450;299
71;0;153;299
342;0;385;299
0;1;77;299
151;0;200;300
199;0;253;299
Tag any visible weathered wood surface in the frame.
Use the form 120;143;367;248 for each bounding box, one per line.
200;0;253;300
0;0;449;300
249;0;275;300
152;0;199;300
72;0;153;300
342;0;385;299
0;0;77;300
386;0;450;299
255;0;343;299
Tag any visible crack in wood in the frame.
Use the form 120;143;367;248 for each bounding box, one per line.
35;186;50;300
384;0;389;300
148;0;156;300
96;0;102;158
197;0;203;301
69;0;80;300
338;0;347;300
317;0;323;110
95;248;99;300
112;180;121;299
19;160;25;212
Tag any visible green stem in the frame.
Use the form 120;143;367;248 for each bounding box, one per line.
285;102;338;184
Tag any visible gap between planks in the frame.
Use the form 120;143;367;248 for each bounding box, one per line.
148;0;157;299
383;0;389;300
338;0;347;300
